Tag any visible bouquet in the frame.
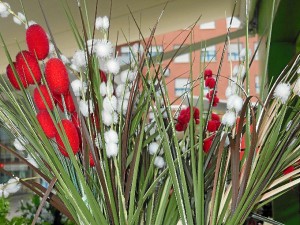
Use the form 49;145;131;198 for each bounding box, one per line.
0;1;299;224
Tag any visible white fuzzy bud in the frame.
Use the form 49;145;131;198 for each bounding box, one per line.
148;142;159;155
274;83;291;104
154;156;165;168
221;111;236;127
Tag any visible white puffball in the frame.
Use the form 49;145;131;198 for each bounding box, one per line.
274;83;291;104
221;111;236;127
154;156;165;168
148;142;159;155
106;143;118;158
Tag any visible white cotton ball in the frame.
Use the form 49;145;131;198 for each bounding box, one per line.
116;84;125;97
13;12;25;25
113;112;119;124
95;17;103;30
274;83;291;104
124;91;131;100
95;133;103;149
100;82;107;96
0;188;9;198
120;70;129;83
238;65;246;79
95;40;113;59
86;39;99;53
71;79;83;96
232;65;239;76
104;129;119;144
6;178;21;194
154;156;165;169
79;100;94;117
148;142;159;155
106;143;118;158
72;50;87;68
103;96;117;113
102;16;110;30
106;58;120;75
0;2;10;18
13;137;27;151
122;70;137;83
221;111;236;127
293;78;300;96
225;86;234;98
227;94;243;113
102;110;113;126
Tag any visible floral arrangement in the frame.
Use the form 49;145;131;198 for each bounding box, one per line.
0;1;300;225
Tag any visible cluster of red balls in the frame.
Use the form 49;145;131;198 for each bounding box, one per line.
175;107;200;132
204;69;219;107
5;24;94;164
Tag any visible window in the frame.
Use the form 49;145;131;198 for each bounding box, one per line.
228;43;243;61
200;21;216;29
255;76;260;94
175;78;190;96
226;17;241;28
201;46;216;62
254;42;259;60
148;45;163;57
119;46;132;65
173;45;190;63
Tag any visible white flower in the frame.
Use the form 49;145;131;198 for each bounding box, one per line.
0;186;9;198
0;2;10;18
103;96;117;113
106;143;118;158
79;100;94;117
100;82;107;96
13;12;26;25
95;40;113;58
117;99;128;114
95;133;103;149
116;84;125;98
221;111;236;127
26;155;38;168
106;58;120;75
123;91;131;100
25;20;37;29
227;94;243;113
113;112;119;124
232;65;239;76
5;178;21;194
102;110;113;126
120;70;137;83
13;137;28;151
293;78;300;96
154;156;165;169
102;16;109;30
104;129;118;144
274;83;291;103
225;85;237;98
71;79;84;96
221;132;230;147
72;50;87;68
148;142;159;155
95;17;103;30
86;39;99;53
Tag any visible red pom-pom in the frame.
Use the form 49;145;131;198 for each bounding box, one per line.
203;136;214;153
175;122;187;132
177;109;190;125
283;166;295;175
55;120;80;157
207;120;217;132
54;91;75;113
26;24;49;60
89;153;95;167
45;58;69;95
16;50;42;84
204;69;213;79
206;90;219;107
37;111;57;138
205;77;216;89
211;113;220;121
193;107;200;120
6;63;29;90
100;70;107;83
33;85;54;110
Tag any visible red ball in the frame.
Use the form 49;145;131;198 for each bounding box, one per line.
33;85;55;110
206;90;219;107
204;69;213;79
175;122;186;132
71;112;80;128
55;119;80;157
26;24;49;60
37;111;57;138
205;77;216;89
203;136;214;153
6;63;29;90
54;91;75;113
16;50;42;84
45;58;69;95
211;113;220;121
